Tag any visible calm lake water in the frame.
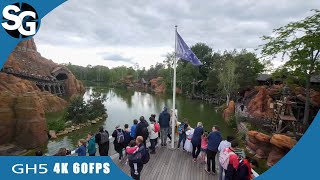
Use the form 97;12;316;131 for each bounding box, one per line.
45;87;235;155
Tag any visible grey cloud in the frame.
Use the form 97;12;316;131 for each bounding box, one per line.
36;0;320;52
99;52;134;63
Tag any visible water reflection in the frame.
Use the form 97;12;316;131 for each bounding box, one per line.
46;87;233;155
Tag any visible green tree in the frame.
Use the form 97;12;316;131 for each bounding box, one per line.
260;9;320;126
65;96;88;123
218;59;239;106
234;50;265;89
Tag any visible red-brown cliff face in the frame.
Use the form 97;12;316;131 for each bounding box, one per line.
0;39;84;150
4;38;85;96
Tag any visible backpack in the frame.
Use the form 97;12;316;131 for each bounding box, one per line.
178;123;185;134
219;148;235;170
154;123;160;133
141;147;150;164
128;151;143;163
100;131;109;144
116;130;125;144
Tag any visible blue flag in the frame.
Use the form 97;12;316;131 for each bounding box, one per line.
176;32;202;66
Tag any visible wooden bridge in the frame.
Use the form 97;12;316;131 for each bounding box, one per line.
1;67;68;96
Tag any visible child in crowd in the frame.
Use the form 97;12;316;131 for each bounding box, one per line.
75;139;87;156
184;126;194;153
124;124;132;148
126;140;139;175
200;132;208;163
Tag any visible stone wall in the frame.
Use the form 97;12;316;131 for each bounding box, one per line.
246;131;297;167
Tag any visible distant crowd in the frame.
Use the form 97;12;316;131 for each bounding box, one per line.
35;106;258;180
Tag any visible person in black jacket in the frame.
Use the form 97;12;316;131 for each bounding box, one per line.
135;116;149;147
95;126;109;156
112;125;125;161
158;107;170;146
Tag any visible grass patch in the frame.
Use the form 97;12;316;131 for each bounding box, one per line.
46;111;66;132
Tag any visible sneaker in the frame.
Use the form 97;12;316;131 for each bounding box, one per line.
134;171;139;175
205;168;210;174
193;158;196;162
212;172;216;175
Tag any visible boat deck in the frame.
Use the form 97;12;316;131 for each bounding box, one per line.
113;146;218;180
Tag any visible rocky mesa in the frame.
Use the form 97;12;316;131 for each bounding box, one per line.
0;38;85;151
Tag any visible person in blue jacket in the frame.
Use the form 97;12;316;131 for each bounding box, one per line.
191;122;204;162
75;139;87;156
130;119;138;139
206;126;222;174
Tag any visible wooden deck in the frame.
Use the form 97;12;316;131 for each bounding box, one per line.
113;146;219;180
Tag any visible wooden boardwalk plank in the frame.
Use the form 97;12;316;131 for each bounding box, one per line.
113;147;219;180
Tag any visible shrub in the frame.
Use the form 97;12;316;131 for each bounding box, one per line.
65;96;88;124
227;115;237;129
46;111;66;131
65;92;107;124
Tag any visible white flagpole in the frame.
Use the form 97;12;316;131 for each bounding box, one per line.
172;25;177;149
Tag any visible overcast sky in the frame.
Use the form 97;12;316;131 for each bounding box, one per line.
35;0;320;69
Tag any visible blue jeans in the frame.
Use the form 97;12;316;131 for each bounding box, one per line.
177;133;186;148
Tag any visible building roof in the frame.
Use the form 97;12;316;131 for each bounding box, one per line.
257;74;272;81
310;75;320;83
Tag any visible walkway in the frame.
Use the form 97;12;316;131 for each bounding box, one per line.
113;146;218;180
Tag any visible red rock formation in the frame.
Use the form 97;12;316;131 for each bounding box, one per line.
0;92;48;149
270;134;297;150
267;134;297;166
247;86;274;118
267;146;287;167
246;131;271;159
294;87;320;106
246;131;297;167
0;73;67;113
14;93;48;149
3;38;85;96
0;38;84;150
150;77;166;94
223;100;235;121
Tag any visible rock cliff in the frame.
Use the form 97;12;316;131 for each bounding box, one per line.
0;92;48;149
246;131;297;167
0;39;84;150
4;38;85;96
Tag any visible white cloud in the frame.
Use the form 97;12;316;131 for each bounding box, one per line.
34;0;320;69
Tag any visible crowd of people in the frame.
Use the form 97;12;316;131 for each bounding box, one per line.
36;106;258;180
